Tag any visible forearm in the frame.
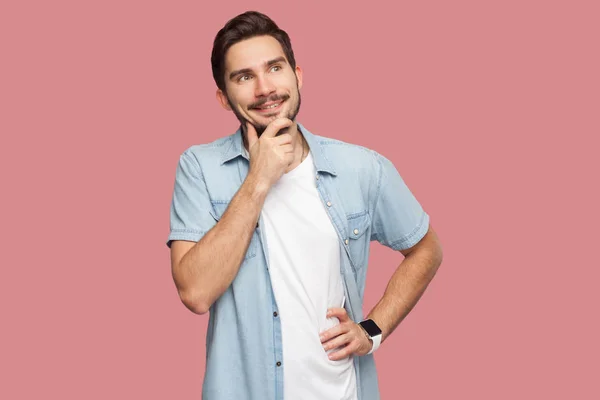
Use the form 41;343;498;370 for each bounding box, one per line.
174;173;269;313
366;242;443;342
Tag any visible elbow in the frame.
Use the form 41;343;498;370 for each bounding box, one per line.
179;289;211;315
434;243;444;268
436;241;444;268
430;244;444;275
422;244;444;279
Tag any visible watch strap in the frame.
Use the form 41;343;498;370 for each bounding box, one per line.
367;330;381;354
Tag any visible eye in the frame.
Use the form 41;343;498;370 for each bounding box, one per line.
270;65;282;72
239;74;252;82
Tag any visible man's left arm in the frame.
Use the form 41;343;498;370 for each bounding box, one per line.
366;224;443;343
321;225;443;359
321;151;443;359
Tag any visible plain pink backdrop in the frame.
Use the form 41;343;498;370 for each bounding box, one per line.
1;1;598;399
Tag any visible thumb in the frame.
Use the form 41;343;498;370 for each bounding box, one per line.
246;122;258;150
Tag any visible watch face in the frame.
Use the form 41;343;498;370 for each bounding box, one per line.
361;319;382;337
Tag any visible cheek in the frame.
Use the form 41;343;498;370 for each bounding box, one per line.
226;86;251;108
229;97;250;113
279;76;298;92
284;81;300;99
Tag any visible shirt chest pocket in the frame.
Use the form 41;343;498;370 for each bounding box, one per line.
209;201;257;260
346;212;371;270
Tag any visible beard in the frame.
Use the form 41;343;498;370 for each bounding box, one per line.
227;89;302;137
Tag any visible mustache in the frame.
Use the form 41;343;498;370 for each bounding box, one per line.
249;94;290;109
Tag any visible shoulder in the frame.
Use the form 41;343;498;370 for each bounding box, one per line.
174;131;241;177
170;133;237;182
180;134;233;164
313;133;383;176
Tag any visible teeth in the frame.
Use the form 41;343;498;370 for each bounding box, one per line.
259;102;280;109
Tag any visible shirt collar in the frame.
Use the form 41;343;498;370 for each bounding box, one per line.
220;122;337;176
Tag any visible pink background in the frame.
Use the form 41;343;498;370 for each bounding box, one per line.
1;0;598;399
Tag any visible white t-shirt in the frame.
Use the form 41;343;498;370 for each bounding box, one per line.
260;151;358;400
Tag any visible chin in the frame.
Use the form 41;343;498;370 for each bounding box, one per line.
257;109;293;122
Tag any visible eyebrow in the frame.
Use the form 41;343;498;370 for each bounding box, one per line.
229;56;288;81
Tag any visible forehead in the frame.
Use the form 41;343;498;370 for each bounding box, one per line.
224;35;287;73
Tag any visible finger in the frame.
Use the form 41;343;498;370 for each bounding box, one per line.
262;118;294;138
328;341;358;361
320;323;349;343
322;332;352;352
279;144;294;154
284;152;294;166
274;133;292;145
326;307;350;322
246;122;258;149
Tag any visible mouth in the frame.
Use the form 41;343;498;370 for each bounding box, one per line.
251;99;286;114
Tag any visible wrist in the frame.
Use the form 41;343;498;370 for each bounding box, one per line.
358;319;382;355
362;329;374;351
244;172;271;201
359;324;373;343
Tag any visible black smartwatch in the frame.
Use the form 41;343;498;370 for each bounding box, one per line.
358;319;382;354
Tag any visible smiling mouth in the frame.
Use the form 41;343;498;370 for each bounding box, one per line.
251;99;286;113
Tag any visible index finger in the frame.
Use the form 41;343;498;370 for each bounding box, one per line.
326;307;349;321
262;118;294;138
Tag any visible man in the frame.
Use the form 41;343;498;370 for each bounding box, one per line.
167;11;443;400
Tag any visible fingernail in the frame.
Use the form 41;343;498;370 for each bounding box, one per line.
319;334;325;341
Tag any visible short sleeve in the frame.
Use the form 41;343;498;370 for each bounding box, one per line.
166;151;217;248
370;151;430;251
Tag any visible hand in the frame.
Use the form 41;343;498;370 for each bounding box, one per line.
319;307;373;361
246;118;295;188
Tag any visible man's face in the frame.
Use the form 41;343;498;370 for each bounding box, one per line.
217;35;303;136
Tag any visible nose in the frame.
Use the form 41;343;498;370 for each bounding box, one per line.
254;75;276;97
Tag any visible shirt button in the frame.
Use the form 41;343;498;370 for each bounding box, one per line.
316;175;319;180
326;201;332;207
354;229;359;235
345;239;349;245
273;311;278;317
276;361;282;367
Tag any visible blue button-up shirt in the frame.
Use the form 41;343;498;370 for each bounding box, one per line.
167;123;430;400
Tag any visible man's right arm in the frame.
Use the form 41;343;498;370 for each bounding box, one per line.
169;118;296;314
170;172;269;314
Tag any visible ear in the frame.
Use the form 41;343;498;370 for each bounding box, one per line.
295;65;303;90
216;89;232;110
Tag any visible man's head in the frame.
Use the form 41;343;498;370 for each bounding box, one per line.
211;11;303;136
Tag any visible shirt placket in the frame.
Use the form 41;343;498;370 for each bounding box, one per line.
315;171;364;400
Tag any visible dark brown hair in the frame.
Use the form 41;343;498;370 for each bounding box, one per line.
211;11;297;92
